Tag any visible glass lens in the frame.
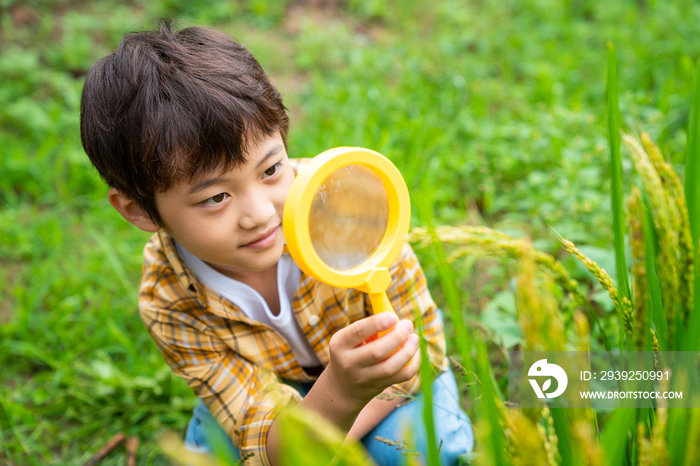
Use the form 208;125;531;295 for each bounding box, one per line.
309;164;389;271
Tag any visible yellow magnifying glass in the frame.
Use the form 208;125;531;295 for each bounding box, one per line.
283;147;410;322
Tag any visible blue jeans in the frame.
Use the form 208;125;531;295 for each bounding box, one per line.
185;369;474;466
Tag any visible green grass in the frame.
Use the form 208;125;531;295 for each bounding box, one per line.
683;59;700;353
606;42;631;353
3;0;700;464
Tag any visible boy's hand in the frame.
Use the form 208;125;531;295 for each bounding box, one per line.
325;313;420;405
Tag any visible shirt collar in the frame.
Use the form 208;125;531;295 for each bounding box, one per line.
157;230;196;292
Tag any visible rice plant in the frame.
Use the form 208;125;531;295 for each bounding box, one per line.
413;50;700;466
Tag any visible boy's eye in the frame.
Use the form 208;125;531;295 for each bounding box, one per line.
263;162;282;178
201;192;229;205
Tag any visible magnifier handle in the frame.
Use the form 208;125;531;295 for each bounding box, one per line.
369;291;396;316
369;292;396;338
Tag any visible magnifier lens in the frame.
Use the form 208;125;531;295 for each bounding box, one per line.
309;164;389;271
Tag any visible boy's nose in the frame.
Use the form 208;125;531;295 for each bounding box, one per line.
239;196;276;230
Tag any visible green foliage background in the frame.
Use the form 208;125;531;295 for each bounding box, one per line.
1;0;699;464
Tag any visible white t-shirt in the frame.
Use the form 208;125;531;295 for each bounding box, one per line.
175;242;321;367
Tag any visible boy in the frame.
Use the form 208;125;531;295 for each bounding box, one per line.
80;22;473;466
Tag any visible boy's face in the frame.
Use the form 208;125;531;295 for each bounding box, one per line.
154;132;294;280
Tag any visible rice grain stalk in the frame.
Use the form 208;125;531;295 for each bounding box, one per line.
432;232;592;466
516;240;566;351
409;226;613;351
557;236;634;338
515;241;548;352
500;408;548;466
641;132;695;322
538;406;560;466
682;407;700;466
637;422;652;466
647;375;671;466
628;187;648;350
642;132;694;321
573;310;590;352
493;387;561;466
501;405;547;466
650;328;662;373
623;133;679;342
409;226;587;315
571;421;604;466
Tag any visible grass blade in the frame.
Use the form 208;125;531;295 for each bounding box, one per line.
475;339;507;466
199;414;239;466
277;403;375;466
667;408;688;466
642;196;668;350
549;409;572;466
685;60;700;271
415;196;474;390
607;42;632;351
683;60;700;351
600;408;635;466
413;294;440;466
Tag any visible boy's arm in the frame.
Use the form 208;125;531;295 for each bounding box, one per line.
266;312;420;466
345;242;446;440
347;387;408;440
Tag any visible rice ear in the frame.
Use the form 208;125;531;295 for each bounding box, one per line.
538;407;560;466
623;132;679;342
515;241;565;352
628;187;648;350
641;132;694;322
409;225;615;352
557;236;634;338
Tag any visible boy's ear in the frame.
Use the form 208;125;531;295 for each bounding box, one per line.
108;188;160;233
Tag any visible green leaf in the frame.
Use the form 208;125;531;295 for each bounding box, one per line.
475;339;507;466
607;42;632;351
667;407;688;466
479;306;522;349
600;408;635;465
683;59;700;352
278;405;375;466
685;59;700;270
200;414;239;466
550;409;572;466
642;197;668;350
415;194;474;401
415;299;440;466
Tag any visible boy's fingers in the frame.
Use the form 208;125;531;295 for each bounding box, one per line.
364;333;420;381
354;320;414;366
338;313;399;348
387;349;421;385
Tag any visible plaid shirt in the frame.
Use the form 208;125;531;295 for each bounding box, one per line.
138;161;447;466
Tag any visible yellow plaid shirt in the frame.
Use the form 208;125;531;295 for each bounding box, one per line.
138;163;447;466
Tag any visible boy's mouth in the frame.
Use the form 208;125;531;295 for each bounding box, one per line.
241;226;278;249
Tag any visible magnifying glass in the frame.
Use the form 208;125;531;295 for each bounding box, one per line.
283;147;411;322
